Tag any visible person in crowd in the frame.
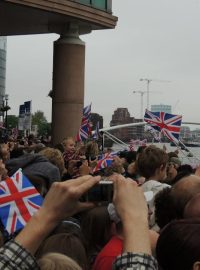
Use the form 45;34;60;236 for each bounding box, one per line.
156;219;200;270
92;203;123;270
63;137;76;167
93;192;158;270
0;143;10;162
184;193;200;219
0;159;8;181
164;157;180;184
154;173;200;230
112;177;158;270
85;141;99;162
154;187;176;229
81;205;113;267
170;174;200;219
0;175;101;269
137;145;170;230
39;147;66;178
36;233;88;269
38;252;82;270
5;153;60;196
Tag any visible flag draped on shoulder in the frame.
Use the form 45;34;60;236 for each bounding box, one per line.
0;169;43;234
76;104;92;142
93;152;117;173
144;109;182;143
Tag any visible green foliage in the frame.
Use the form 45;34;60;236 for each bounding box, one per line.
7;115;18;129
32;111;51;136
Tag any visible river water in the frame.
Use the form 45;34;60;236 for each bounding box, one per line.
112;142;200;168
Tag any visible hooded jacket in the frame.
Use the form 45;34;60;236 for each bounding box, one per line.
6;153;60;188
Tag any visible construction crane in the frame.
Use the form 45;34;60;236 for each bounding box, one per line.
140;78;171;110
133;91;146;119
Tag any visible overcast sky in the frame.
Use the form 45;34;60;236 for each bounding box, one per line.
6;0;200;129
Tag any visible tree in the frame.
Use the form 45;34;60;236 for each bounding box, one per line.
7;115;18;129
32;111;51;136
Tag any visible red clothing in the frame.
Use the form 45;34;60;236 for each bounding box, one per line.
93;236;123;270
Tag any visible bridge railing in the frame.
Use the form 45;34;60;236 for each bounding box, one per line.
73;0;112;13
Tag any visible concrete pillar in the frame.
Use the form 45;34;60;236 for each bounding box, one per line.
52;23;85;145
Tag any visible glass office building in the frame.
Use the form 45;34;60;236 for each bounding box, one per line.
151;104;172;114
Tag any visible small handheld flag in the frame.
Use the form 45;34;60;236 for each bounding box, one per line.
93;152;118;173
0;169;43;234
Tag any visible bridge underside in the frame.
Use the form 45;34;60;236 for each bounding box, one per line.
0;0;117;144
0;0;117;36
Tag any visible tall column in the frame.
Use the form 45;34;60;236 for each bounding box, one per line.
52;23;85;145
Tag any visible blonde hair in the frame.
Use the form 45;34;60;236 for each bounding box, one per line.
39;147;65;176
38;252;82;270
62;137;75;148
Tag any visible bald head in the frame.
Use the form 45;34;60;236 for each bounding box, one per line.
171;175;200;218
184;193;200;218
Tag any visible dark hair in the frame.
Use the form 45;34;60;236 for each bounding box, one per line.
154;187;176;229
156;218;200;270
136;145;168;179
36;233;88;270
81;206;112;264
171;164;193;185
126;151;137;164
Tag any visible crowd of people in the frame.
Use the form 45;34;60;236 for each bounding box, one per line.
0;134;200;269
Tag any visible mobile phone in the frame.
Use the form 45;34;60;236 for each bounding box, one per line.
84;180;113;202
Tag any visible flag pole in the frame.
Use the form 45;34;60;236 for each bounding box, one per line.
178;140;200;162
171;139;198;163
104;131;129;148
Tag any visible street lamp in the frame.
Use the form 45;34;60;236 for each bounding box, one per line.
4;94;9;129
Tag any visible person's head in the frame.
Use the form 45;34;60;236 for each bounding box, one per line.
136;145;168;181
85;141;98;160
156;219;200;270
0;143;10;162
170;174;200;218
184;193;200;219
169;164;194;185
36;233;88;269
154;187;176;229
39;147;65;176
136;145;147;160
38;253;81;270
81;206;112;254
63;137;75;152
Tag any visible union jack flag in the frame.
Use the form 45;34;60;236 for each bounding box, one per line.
93;152;117;173
0;169;43;234
144;109;182;143
77;104;92;142
76;121;92;142
82;103;91;123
